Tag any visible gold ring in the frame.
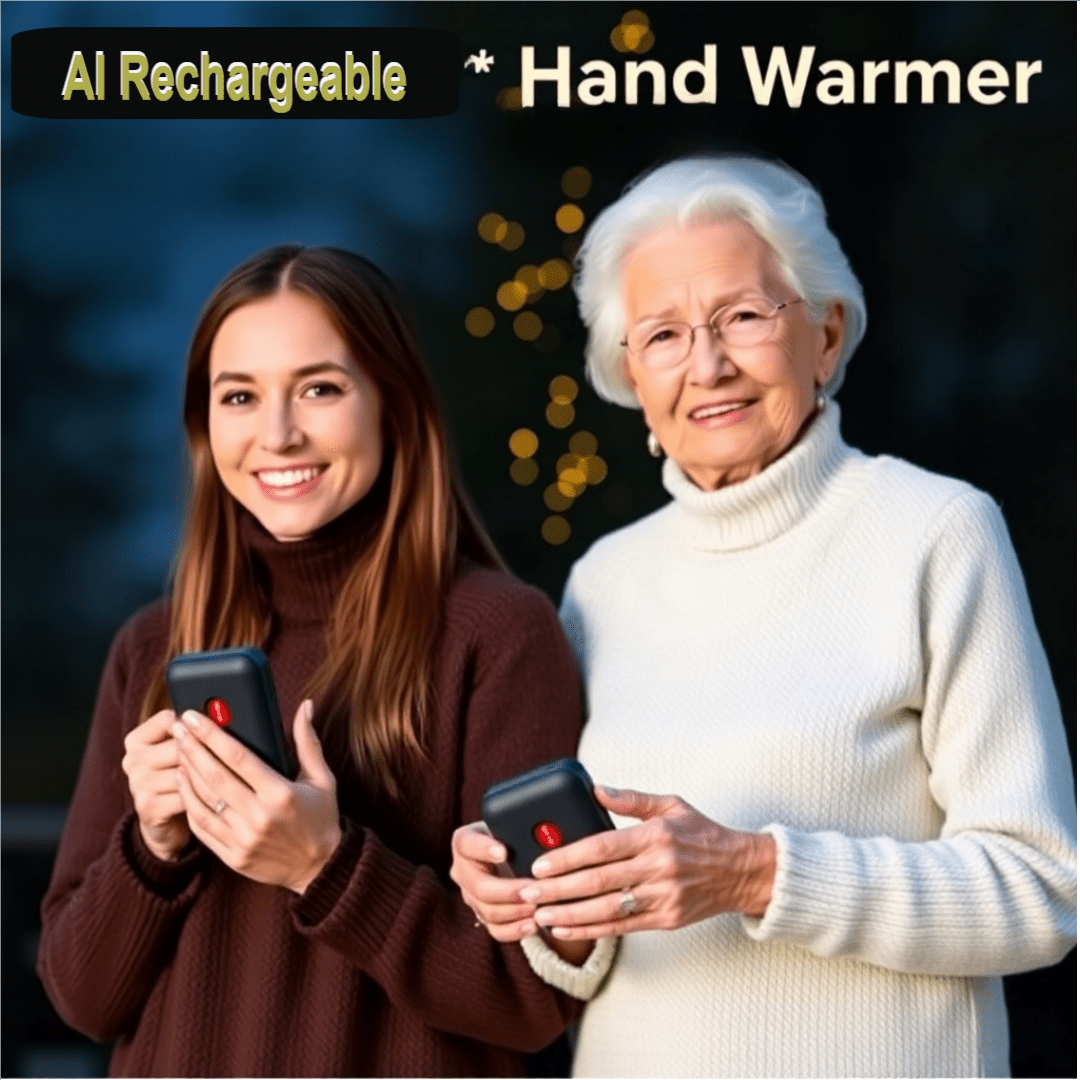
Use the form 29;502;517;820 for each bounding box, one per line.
618;888;638;917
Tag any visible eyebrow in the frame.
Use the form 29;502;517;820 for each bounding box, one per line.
630;291;774;326
211;361;352;388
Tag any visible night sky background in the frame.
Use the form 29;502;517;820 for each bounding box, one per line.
2;2;1074;1075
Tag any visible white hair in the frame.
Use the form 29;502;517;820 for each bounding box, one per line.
575;154;867;408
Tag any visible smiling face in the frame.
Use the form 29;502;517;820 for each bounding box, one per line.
208;290;383;542
621;216;844;491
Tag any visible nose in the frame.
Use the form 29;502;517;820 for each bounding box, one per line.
259;393;303;453
686;324;736;385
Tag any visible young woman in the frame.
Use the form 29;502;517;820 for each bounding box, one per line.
37;246;592;1077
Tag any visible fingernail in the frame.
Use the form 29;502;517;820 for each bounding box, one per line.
171;722;187;740
602;785;621;797
551;927;571;939
304;699;314;722
519;885;541;902
532;857;551;875
535;908;554;925
488;845;506;862
181;710;200;729
520;923;537;938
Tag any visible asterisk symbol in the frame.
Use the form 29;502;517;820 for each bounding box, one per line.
465;49;495;74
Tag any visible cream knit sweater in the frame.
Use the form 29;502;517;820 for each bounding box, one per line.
529;402;1076;1078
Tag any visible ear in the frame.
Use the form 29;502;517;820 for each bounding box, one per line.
815;301;845;387
620;348;643;400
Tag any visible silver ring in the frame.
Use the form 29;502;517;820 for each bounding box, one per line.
213;798;227;815
618;888;638;917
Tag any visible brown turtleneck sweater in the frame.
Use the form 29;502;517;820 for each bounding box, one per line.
38;507;585;1077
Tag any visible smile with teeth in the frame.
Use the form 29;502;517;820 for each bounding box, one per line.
689;401;752;420
255;465;327;489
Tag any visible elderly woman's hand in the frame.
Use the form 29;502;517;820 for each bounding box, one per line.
519;787;777;940
172;698;343;895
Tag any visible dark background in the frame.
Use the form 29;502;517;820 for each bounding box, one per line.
2;2;1074;1076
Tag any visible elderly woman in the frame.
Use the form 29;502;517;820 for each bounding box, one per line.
452;155;1077;1077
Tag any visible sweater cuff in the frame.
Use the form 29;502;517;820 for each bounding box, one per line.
520;934;618;1000
123;812;204;898
741;824;862;951
290;816;366;927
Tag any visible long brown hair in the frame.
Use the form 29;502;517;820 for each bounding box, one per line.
143;246;504;797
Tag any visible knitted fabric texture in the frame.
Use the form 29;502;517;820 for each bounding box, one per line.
38;504;590;1077
555;402;1076;1078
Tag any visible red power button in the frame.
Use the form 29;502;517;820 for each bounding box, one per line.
206;698;232;727
533;822;563;849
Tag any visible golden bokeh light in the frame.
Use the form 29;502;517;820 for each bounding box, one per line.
546;401;575;428
538;258;572;290
542;515;571;545
558;467;587;496
548;375;578;404
497;221;526;251
496;86;523;111
477;212;506;243
556;452;581;475
543;483;574;512
514;264;545;298
611;10;654;53
568;430;598;456
583;455;609;484
510;457;540;485
509;427;539;458
561;166;592;200
555;203;586;234
464;306;496;337
513;311;543;341
496;280;528;311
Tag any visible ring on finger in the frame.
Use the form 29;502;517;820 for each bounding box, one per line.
213;798;227;815
618;888;638;917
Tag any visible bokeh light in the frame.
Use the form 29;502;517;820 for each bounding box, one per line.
464;306;496;337
478;212;507;243
611;11;655;53
542;515;571;545
513;311;543;341
555;203;586;234
546;401;575;428
496;86;523;111
497;221;526;250
568;431;598;456
549;375;579;404
538;258;572;290
510;457;540;485
561;166;592;200
509;428;539;458
496;280;528;311
583;455;609;484
543;483;574;512
557;467;587;497
514;264;545;299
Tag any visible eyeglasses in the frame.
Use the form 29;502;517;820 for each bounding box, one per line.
621;297;803;370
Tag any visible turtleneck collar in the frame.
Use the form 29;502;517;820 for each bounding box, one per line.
239;498;379;625
661;399;850;552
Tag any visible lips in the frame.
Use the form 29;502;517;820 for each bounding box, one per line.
253;464;328;500
688;399;755;422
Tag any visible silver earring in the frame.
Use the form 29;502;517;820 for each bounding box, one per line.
647;431;663;458
815;389;826;411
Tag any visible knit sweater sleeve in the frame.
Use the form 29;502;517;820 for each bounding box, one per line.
37;608;208;1041
743;489;1077;975
288;577;587;1051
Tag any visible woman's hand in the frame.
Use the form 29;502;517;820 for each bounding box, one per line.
519;787;777;941
450;825;594;965
122;708;191;862
172;698;343;894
